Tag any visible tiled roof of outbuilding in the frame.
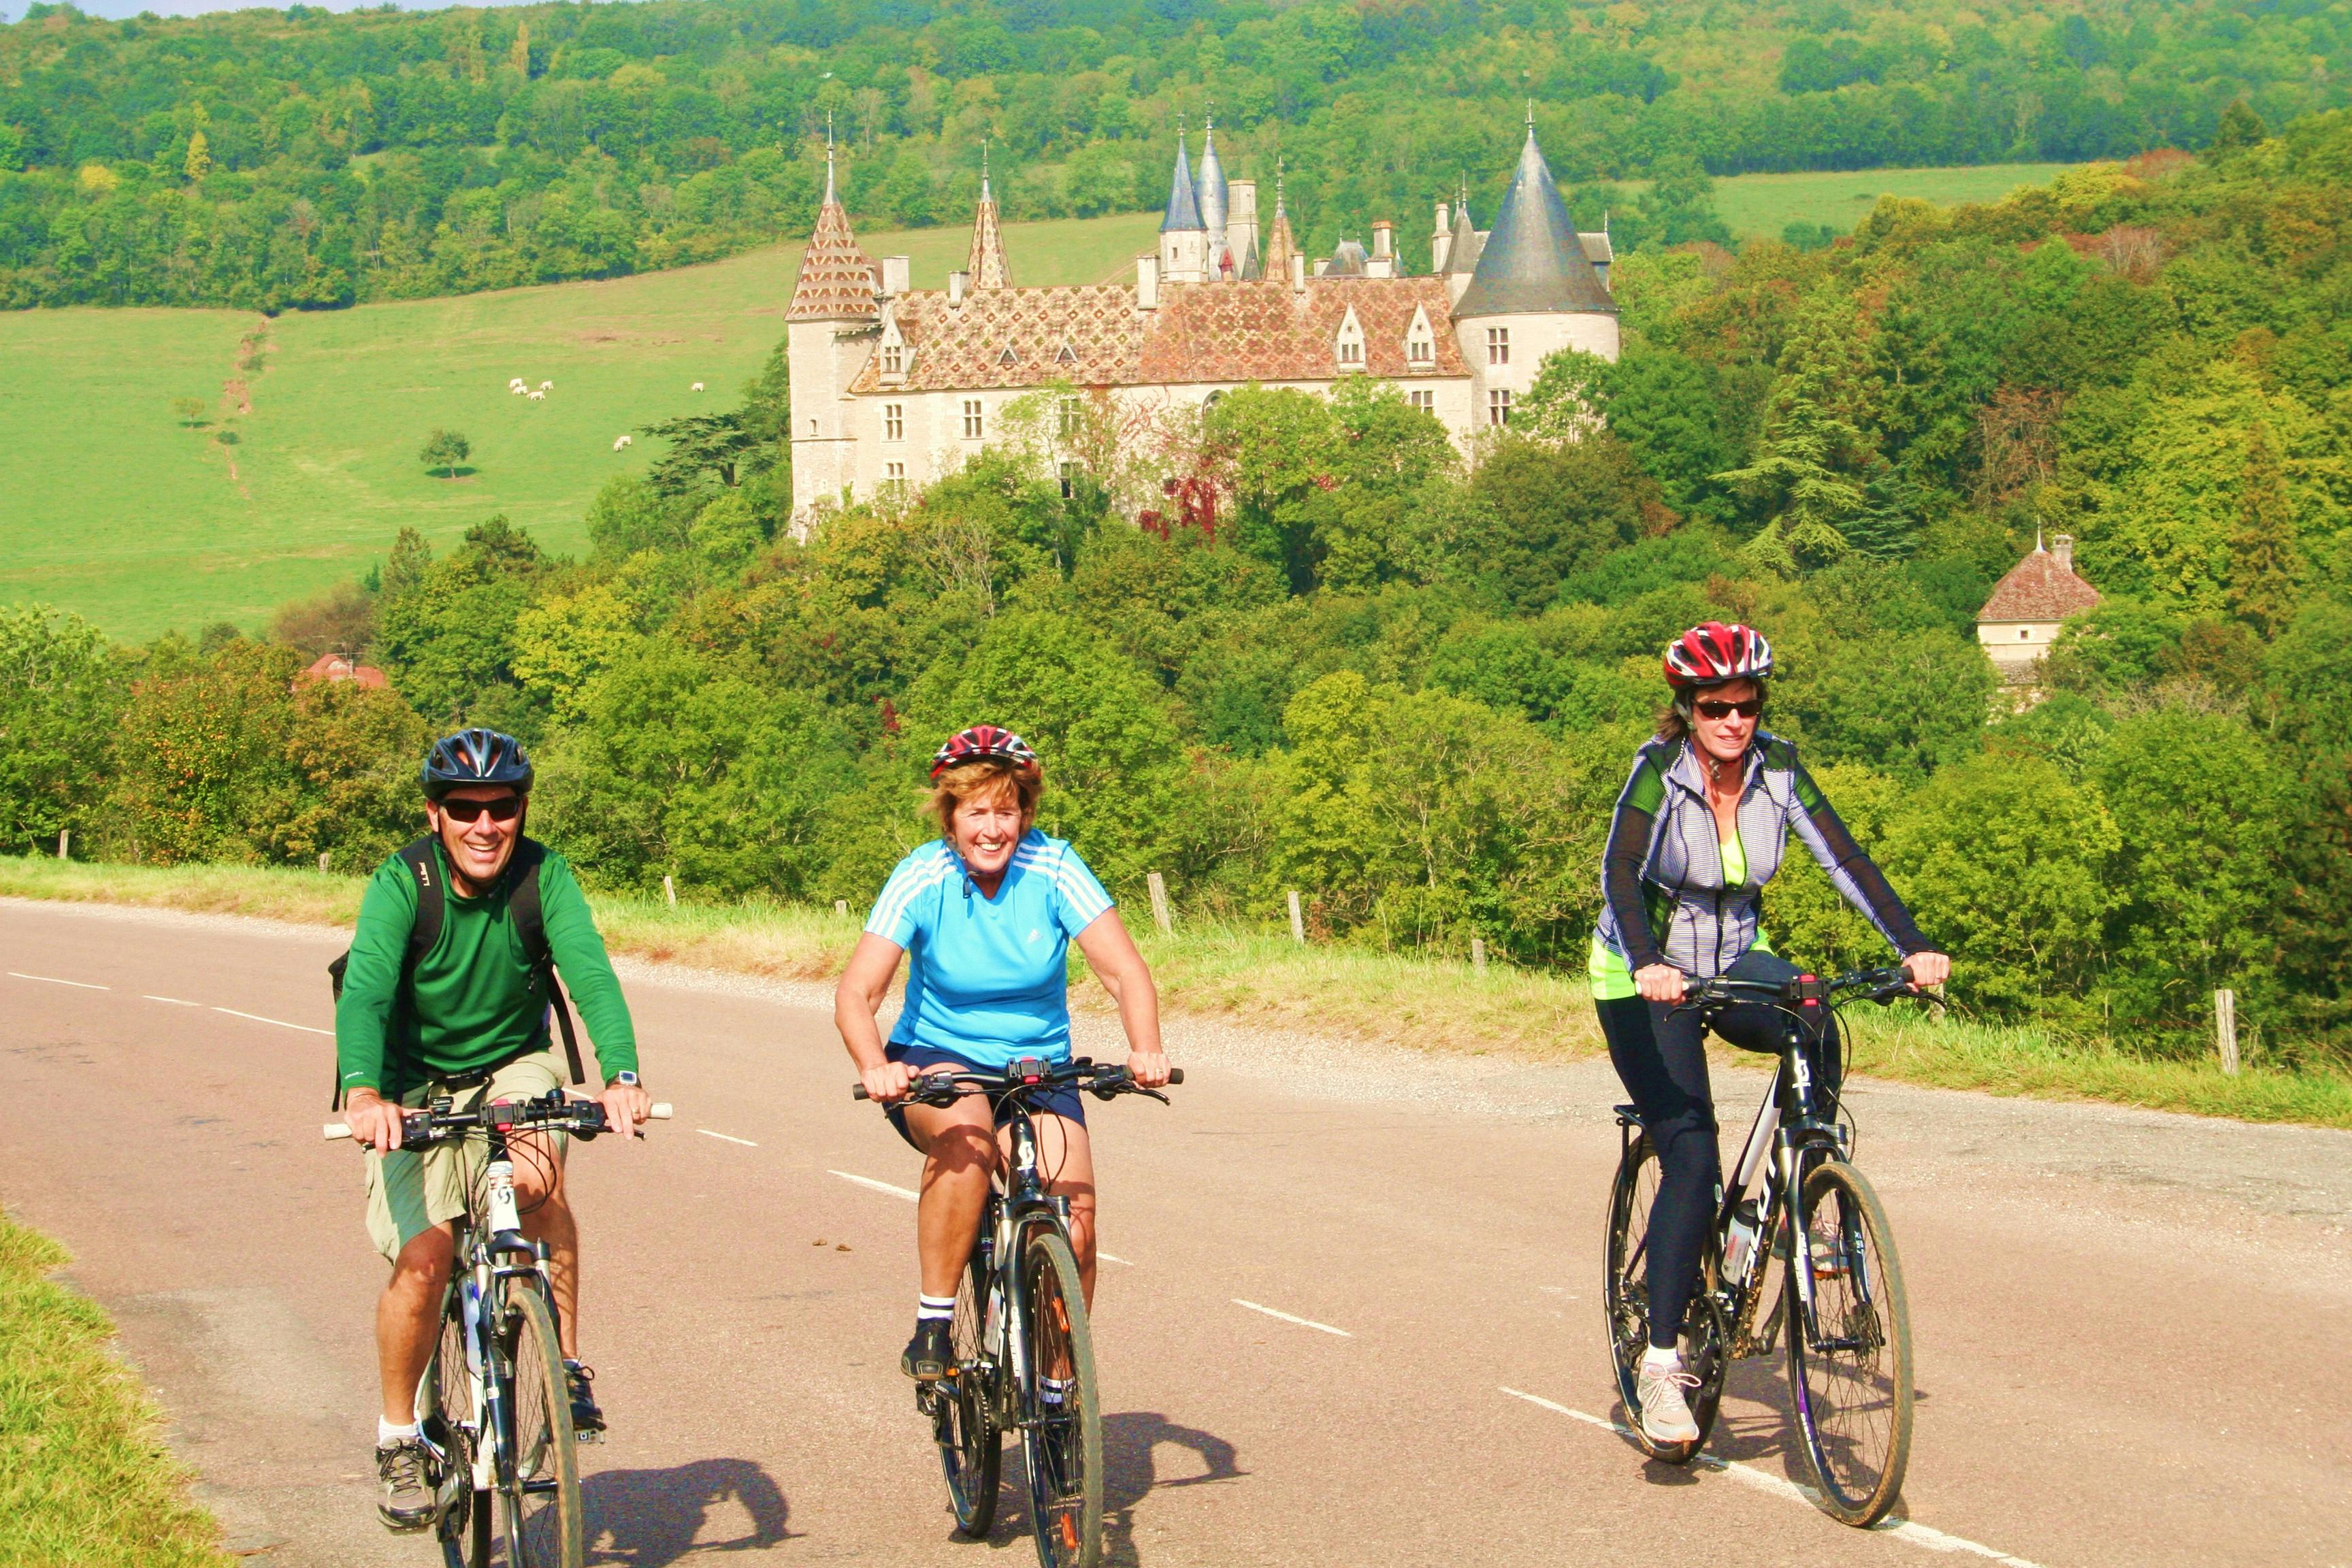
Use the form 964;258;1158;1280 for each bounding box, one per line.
1980;545;2102;622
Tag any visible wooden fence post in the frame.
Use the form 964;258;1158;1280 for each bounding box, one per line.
56;828;69;860
1286;890;1305;945
834;899;849;917
663;875;677;908
1146;872;1172;936
1471;936;1487;975
2215;988;2238;1076
318;851;331;873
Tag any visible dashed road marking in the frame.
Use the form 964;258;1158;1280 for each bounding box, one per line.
1497;1387;2045;1565
1098;1252;1134;1266
212;1007;331;1036
1232;1298;1352;1337
697;1128;758;1147
830;1169;919;1202
10;970;108;990
144;994;201;1006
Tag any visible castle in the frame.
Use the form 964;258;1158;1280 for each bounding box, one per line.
787;118;1621;524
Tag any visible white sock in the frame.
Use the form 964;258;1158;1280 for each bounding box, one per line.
917;1294;956;1323
378;1416;421;1446
1642;1346;1681;1373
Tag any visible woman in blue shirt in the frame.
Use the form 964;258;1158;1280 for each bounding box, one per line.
836;725;1174;1381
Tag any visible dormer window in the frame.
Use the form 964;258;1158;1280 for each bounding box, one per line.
882;343;904;376
1405;305;1435;365
1335;306;1366;370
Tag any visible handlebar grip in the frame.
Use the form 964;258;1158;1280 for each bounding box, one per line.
851;1084;871;1100
1167;1068;1185;1085
323;1122;351;1141
647;1102;672;1120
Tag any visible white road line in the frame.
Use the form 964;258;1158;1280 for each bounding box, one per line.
9;970;108;990
1098;1252;1134;1266
1231;1298;1352;1338
144;994;201;1007
212;1007;332;1036
697;1128;758;1147
829;1169;919;1202
1497;1388;2045;1566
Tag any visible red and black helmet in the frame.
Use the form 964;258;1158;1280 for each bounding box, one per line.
929;724;1040;781
1663;622;1774;689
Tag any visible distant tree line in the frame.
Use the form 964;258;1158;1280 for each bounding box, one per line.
0;0;2344;308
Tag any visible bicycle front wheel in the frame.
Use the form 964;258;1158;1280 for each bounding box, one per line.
494;1284;584;1568
1018;1227;1101;1568
1603;1128;1727;1463
934;1245;1002;1538
1786;1159;1914;1526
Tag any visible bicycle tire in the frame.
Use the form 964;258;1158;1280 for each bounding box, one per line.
1602;1128;1727;1464
1017;1226;1102;1568
1786;1158;1914;1526
934;1243;1002;1538
425;1286;488;1568
493;1284;585;1568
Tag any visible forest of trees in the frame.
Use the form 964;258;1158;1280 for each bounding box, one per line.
3;0;2348;307
6;117;2352;1068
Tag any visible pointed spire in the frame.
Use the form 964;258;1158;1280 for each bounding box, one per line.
1261;157;1298;282
1198;112;1230;269
792;117;879;323
824;112;836;206
1161;119;1203;233
966;142;1010;290
1454;120;1614;318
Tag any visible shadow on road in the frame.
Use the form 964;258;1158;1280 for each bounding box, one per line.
583;1457;794;1565
988;1410;1245;1567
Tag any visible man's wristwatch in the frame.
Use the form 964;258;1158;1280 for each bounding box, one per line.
612;1071;642;1090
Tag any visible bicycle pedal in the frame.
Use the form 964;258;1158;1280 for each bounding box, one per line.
573;1427;604;1446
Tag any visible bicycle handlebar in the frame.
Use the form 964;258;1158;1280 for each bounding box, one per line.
324;1092;673;1143
1676;964;1918;1013
851;1058;1183;1105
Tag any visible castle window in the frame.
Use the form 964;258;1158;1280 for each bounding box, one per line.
1408;335;1433;364
1059;397;1081;439
882;342;904;376
1409;389;1437;414
1486;326;1509;365
885;461;906;483
1488;388;1512;427
884;403;904;441
1338;336;1362;365
1059;461;1075;499
962;399;983;440
808;416;819;436
1335;306;1367;369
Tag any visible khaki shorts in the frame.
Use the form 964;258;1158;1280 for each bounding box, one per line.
363;1047;571;1263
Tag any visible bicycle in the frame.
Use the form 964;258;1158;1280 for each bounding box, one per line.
853;1057;1181;1568
1602;965;1918;1526
327;1088;672;1568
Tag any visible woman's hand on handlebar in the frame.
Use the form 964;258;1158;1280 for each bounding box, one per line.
340;1088;408;1154
1901;951;1951;990
1125;1047;1173;1090
1634;964;1689;1004
859;1058;915;1105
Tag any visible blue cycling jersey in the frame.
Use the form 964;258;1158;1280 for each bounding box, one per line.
864;831;1116;1066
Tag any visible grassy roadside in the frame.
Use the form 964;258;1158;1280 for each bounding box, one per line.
0;1216;226;1567
4;855;2347;1130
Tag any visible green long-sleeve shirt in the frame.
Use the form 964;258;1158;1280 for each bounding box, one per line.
334;838;640;1100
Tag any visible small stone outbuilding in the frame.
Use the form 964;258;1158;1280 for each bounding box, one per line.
1976;534;2100;683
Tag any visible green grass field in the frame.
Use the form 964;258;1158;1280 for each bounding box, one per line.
0;211;1157;642
0;163;2080;642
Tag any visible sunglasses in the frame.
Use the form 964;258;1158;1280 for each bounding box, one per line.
1694;698;1764;720
440;795;523;824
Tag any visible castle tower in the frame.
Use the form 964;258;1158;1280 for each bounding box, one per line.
788;136;881;524
1260;166;1298;287
966;149;1010;290
1452;118;1619;429
1159;128;1207;284
1228;178;1260;279
1198;119;1231;278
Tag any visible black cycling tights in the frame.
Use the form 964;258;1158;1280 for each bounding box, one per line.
1596;967;1842;1352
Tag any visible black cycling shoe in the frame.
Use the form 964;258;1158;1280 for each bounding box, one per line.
376;1437;435;1532
902;1319;953;1381
564;1361;605;1441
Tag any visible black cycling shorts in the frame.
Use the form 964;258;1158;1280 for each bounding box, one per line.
881;1042;1088;1152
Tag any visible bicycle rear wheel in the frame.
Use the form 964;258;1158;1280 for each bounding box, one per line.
933;1244;1002;1538
425;1288;489;1568
1018;1226;1101;1568
494;1284;584;1568
1603;1127;1727;1463
1786;1158;1914;1526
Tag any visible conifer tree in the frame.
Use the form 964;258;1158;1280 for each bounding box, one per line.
2226;421;2303;638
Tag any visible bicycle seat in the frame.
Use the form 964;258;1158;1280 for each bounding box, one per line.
1613;1102;1646;1126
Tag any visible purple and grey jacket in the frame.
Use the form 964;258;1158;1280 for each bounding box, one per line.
1593;732;1931;981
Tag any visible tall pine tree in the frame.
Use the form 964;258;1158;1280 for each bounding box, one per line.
2225;421;2303;639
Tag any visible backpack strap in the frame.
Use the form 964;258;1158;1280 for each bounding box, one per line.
505;838;585;1088
327;837;444;1111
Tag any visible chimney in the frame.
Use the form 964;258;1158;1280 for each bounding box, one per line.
881;255;911;297
1431;201;1451;273
2053;534;2075;573
1290;251;1307;292
1135;252;1160;310
1368;220;1396;278
1312;258;1330;277
947;270;968;306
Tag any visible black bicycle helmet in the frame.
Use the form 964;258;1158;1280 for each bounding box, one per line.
420;728;534;800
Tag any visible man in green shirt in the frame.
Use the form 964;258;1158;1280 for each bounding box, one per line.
335;728;651;1533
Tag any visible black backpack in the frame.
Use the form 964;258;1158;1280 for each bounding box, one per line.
327;836;584;1109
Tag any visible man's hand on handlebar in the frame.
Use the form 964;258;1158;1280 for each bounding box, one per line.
1901;950;1951;990
340;1088;407;1154
1634;963;1689;1004
598;1079;654;1141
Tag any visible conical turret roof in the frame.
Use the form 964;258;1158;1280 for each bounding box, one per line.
1261;181;1298;282
1443;201;1483;276
1198;122;1229;239
966;163;1010;290
1161;131;1203;233
1453;125;1614;317
789;148;880;323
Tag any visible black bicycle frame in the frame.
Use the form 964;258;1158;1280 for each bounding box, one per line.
983;1093;1075;1432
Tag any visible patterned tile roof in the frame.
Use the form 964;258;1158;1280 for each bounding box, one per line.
966;178;1010;290
788;197;880;323
846;276;1469;395
1980;544;2101;622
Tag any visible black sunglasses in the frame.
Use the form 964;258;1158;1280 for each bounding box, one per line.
440;795;523;824
1694;698;1763;720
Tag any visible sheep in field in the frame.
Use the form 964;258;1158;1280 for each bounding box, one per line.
528;389;547;402
691;381;705;392
612;434;633;451
538;380;554;392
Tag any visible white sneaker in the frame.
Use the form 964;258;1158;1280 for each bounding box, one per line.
1637;1356;1702;1445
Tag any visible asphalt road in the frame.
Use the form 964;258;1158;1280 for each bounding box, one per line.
2;897;2347;1568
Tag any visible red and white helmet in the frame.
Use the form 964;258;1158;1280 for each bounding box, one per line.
1663;622;1774;689
930;723;1040;780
